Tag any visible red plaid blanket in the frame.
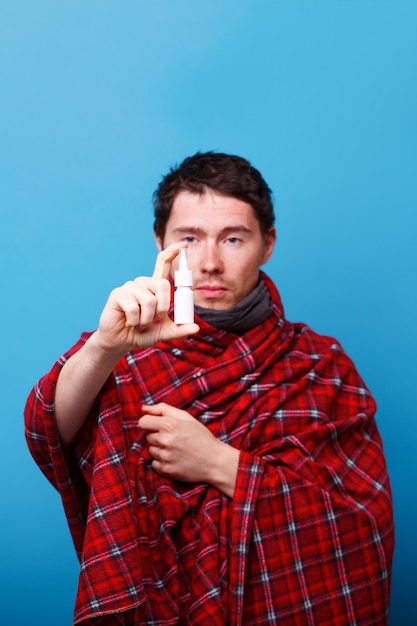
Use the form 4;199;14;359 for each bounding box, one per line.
25;275;394;625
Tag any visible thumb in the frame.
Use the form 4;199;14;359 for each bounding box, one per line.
171;322;200;339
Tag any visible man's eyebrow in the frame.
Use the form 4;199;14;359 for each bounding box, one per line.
172;225;252;236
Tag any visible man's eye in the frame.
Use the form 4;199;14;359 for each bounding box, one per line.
227;237;241;244
184;236;196;243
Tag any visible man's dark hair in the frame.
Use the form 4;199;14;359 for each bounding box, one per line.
153;151;275;240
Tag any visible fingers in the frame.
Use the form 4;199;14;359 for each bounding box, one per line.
109;276;171;327
141;402;187;420
138;414;160;432
138;403;193;434
152;242;187;280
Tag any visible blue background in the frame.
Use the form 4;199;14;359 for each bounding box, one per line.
1;2;416;624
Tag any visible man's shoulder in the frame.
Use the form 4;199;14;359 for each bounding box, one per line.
288;320;345;360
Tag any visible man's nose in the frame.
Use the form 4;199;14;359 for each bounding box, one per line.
200;242;223;273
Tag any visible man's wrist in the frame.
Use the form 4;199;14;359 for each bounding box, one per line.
209;441;240;499
86;331;128;366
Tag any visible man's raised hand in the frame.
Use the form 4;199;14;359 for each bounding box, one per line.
95;242;199;354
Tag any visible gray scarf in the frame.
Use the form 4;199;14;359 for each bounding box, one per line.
195;279;273;334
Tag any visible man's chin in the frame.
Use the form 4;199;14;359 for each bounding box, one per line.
194;297;233;311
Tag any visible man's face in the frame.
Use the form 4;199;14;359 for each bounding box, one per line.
155;190;276;310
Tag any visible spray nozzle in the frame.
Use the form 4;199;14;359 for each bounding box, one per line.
179;248;189;270
175;248;193;287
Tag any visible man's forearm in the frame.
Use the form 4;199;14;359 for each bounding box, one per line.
55;332;125;445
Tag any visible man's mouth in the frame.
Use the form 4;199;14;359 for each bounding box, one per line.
195;285;227;299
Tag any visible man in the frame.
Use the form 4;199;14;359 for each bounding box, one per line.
25;152;394;625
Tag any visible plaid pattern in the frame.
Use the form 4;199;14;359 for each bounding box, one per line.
25;274;394;625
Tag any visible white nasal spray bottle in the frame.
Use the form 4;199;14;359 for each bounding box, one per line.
174;248;194;324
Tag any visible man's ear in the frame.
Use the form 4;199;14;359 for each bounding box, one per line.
154;233;163;252
261;227;276;265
